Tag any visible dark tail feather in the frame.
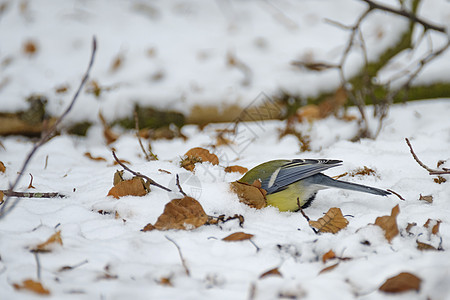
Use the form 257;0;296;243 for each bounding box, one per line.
312;174;391;196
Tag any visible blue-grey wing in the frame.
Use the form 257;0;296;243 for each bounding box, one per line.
262;159;342;194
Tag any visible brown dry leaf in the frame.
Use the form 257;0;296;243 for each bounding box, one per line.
84;152;107;162
113;170;125;186
224;165;248;174
437;159;447;168
222;232;254;241
419;194;433;203
379;272;421;293
107;177;149;199
424;219;441;235
110;54;124;73
141;223;156;232
13;279;50;295
319;263;339;274
322;250;336;263
230;181;267;209
375;204;400;243
405;222;417;235
183;147;219;168
0;161;5;173
55;85;69;94
32;231;63;253
0;190;4;205
309;207;349;234
113;159;131;166
416;241;437;251
23;40;39;55
158;277;173;286
434;176;446;184
99;112;119;144
296;105;321;122
144;196;208;231
259;267;282;279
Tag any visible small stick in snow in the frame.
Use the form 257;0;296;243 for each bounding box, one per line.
165;236;190;276
34;252;42;281
134;110;152;161
297;198;318;234
405;138;450;176
175;174;187;197
405;138;436;173
112;151;172;192
387;189;405;201
0;190;65;198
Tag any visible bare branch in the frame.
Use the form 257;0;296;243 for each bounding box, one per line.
0;36;97;220
361;0;446;33
405;138;436;173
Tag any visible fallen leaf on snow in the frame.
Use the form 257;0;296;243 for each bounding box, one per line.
31;231;63;253
0;161;5;173
222;232;254;241
259;267;282;279
84;152;107;162
379;272;421;293
230;181;266;209
416;240;437;251
181;147;219;171
319;263;339;274
419;194;433;203
322;250;336;263
142;196;208;231
13;279;50;295
224;165;248;174
424;219;441;235
309;207;349;234
375;204;399;242
157;277;173;286
107;177;149;199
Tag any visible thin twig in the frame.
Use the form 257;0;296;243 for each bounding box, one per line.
0;190;65;198
386;189;405;201
111;151;172;192
297;198;318;234
0;37;97;220
405;138;436;173
134;110;151;161
34;252;41;281
165;236;190;276
27;173;35;189
361;0;446;33
58;259;89;272
175;174;187;197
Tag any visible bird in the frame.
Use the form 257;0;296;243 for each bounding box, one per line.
238;159;391;212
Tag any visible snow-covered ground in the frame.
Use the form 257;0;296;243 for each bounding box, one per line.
1;1;450;299
1;99;450;299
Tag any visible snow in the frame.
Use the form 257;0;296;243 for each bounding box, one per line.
1;0;450;299
1;99;449;299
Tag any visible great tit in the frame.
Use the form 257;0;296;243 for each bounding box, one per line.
239;159;390;212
